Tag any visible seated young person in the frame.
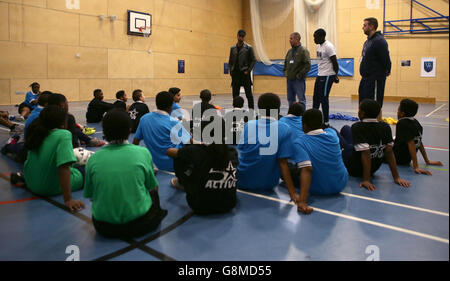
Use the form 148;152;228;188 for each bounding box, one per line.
1;92;52;164
224;96;250;145
18;82;40;120
0;111;24;135
23;105;85;212
24;91;53;133
394;98;443;175
340;99;410;191
84;110;167;239
133;91;192;172
86;89;114;123
128;89;150;133
279;102;305;140
291;109;349;214
48;94;104;148
237;93;300;204
169;87;183;120
191;89;218;134
113;90;128;111
166;125;238;215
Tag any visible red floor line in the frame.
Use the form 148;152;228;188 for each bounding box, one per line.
0;197;40;205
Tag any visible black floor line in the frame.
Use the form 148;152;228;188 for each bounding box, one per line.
40;194;192;261
95;211;194;261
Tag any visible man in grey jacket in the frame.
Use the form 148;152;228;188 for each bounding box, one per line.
283;32;311;110
228;29;256;109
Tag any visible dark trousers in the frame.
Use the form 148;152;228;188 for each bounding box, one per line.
92;190;167;239
339;125;353;163
232;73;254;109
358;76;386;107
313;75;335;123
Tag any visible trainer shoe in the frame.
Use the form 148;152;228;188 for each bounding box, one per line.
87;138;106;147
10;172;26;188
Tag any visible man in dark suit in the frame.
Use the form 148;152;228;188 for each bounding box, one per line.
228;29;256;109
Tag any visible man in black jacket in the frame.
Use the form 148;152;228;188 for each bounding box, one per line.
359;17;391;107
228;29;256;109
86;89;114;123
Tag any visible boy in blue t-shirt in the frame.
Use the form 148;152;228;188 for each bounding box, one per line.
18;82;40;120
133;91;192;172
237;93;302;208
279;102;305;140
291;109;349;213
169;87;183;120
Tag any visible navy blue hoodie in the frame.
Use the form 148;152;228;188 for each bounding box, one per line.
359;31;391;78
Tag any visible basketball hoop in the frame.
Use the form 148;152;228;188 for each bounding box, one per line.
138;26;151;38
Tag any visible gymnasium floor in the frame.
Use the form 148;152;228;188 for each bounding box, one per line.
0;95;448;261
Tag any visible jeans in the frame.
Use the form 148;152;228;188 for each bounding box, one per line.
287;78;306;110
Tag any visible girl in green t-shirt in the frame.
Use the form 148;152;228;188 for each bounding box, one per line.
84;109;167;239
24;105;85;212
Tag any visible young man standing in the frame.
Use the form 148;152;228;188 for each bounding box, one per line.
283;32;311;110
359;17;391;107
313;29;339;126
228;29;256;110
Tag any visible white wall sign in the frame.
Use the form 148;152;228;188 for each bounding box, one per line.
366;0;380;9
421;57;436;77
66;0;80;10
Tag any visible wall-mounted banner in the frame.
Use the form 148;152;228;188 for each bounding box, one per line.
421;57;436;77
254;58;354;77
178;60;185;74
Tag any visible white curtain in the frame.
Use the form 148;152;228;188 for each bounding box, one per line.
250;0;338;64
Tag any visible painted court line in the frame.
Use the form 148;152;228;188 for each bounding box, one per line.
340;192;449;217
237;189;449;244
0;197;39;205
418;165;449;172
426;104;447;117
425;146;449;151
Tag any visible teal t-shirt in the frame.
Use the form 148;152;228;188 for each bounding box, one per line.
84;144;158;224
24;129;83;196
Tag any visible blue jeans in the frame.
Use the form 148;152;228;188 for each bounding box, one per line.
287;78;306;110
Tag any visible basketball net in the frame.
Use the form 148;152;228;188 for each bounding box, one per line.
138;26;151;38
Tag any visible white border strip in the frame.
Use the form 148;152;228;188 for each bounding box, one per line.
237;189;449;244
340;192;449;217
425;146;449;151
426;104;447;117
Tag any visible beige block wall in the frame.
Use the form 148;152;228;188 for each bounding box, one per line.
0;0;241;105
244;0;449;101
1;0;447;105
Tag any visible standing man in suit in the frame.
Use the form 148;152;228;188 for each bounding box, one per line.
228;29;256;110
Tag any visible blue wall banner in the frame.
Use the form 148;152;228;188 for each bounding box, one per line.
254;58;354;77
178;60;185;74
